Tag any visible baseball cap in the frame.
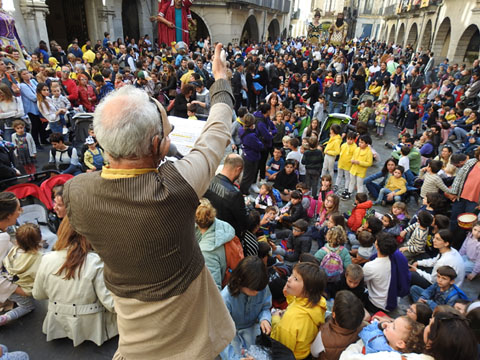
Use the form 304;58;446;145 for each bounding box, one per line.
137;70;151;81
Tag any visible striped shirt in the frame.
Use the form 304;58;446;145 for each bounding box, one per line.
404;223;429;254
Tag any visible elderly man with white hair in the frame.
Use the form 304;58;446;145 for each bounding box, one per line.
63;44;235;359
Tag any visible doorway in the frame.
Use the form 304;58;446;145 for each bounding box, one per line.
45;0;89;48
122;0;140;42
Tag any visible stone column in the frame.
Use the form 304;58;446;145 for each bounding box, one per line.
19;0;49;51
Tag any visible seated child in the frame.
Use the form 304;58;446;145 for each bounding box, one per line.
453;299;472;315
277;191;307;228
220;257;272;359
273;160;298;202
459;221;480;281
372;301;433;327
373;166;407;206
243;211;260;257
271;262;327;359
358;316;424;354
349;216;383;250
0;224;43;326
296;182;312;212
275;219;311;262
83;136;107;171
399;210;433;261
419;160;452;199
258;206;277;239
410;265;469;310
382;213;402;238
391;201;409;229
255;183;276;214
311;290;366;359
266;147;285;180
314;226;352;282
258;242;290;309
346;192;373;232
350;231;376;265
330;264;368;304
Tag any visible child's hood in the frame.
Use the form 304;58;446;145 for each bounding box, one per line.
292;295;327;327
3;247;42;275
356;200;373;210
196;218;235;250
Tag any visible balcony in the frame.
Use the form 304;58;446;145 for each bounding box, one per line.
383;4;397;16
291;9;300;20
232;0;291;13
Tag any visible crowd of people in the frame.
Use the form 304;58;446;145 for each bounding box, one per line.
0;11;479;360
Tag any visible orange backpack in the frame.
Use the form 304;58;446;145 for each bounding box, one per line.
222;236;245;288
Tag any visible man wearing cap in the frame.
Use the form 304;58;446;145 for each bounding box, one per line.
135;70;155;97
63;43;235;359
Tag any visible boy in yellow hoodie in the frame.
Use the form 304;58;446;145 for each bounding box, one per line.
374;165;407;206
0;224;42;326
321;124;342;183
343;134;373;200
337;131;358;197
271;262;327;359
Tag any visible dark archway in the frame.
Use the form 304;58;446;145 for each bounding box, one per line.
190;11;210;43
241;15;259;43
388;25;396;44
281;28;287;39
122;0;140;42
455;24;480;64
46;0;88;48
397;23;405;46
407;23;418;48
432;18;451;61
420;20;432;51
267;19;280;41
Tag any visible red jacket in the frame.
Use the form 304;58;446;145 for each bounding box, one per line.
77;85;97;112
347;200;373;232
62;78;79;103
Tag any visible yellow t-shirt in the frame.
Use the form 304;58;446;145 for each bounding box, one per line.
338;142;358;171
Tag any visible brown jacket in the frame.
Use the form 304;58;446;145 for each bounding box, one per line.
319;318;364;360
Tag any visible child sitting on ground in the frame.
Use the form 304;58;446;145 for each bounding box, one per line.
346;192;373;232
459;221;480;281
275;219;311;262
357;316;425;354
277;191;306;228
382;213;402;238
259;206;277;240
83;136;107;172
266;147;285;181
350;231;376;265
349;216;383;250
410;265;469;310
220;256;272;359
314;226;352;282
0;224;43;326
373;166;407;206
311;290;366;359
330;264;368;304
255;183;276;214
273;160;298;202
372;301;433;327
391;201;409;229
419;160;453;199
400;210;433;261
271;262;327;359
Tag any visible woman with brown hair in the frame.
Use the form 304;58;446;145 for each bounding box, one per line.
173;82;194;118
32;216;118;346
0;82;24;141
162;64;177;98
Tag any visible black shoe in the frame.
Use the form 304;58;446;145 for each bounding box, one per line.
341;192;351;200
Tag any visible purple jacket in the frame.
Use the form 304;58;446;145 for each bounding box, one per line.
240;127;264;162
254;111;277;149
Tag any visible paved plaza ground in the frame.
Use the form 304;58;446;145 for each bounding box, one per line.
1;122;479;359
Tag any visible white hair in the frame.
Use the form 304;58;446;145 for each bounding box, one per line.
93;86;163;159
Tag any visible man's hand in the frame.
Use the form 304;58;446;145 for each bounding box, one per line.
399;247;407;252
212;43;227;80
260;320;271;335
387;193;394;201
418;298;427;303
400;230;406;238
467;273;477;281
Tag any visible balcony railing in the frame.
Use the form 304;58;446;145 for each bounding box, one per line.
232;0;291;13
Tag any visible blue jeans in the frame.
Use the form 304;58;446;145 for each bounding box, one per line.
453;127;469;142
0;345;29;360
410;285;424;302
61;164;83;176
364;172;385;199
50;121;67;142
328;102;343;114
374;188;401;204
3;294;35;323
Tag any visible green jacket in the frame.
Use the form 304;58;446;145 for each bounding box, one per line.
392;147;421;175
196;218;235;290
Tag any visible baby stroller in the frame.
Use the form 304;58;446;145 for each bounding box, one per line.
71;113;93;152
4;182;57;251
318;113;352;145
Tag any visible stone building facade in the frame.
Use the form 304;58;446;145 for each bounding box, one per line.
8;0;291;52
380;0;480;64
